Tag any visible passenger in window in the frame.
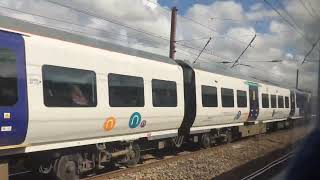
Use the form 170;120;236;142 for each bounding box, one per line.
70;85;88;106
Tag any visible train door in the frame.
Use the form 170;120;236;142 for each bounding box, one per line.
0;30;28;146
248;85;259;121
289;90;295;117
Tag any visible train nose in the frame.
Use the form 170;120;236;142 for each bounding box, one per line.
0;30;28;147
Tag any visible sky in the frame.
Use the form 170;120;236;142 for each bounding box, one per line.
0;0;319;94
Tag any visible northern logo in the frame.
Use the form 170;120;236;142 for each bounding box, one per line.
129;112;144;128
104;117;116;131
234;111;241;120
129;112;147;128
272;109;276;117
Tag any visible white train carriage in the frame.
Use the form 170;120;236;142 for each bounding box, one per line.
190;68;293;133
258;85;291;122
25;34;185;146
192;69;250;131
0;15;311;180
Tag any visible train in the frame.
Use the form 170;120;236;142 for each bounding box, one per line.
0;15;311;180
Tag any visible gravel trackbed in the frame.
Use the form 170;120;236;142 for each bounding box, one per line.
90;126;308;180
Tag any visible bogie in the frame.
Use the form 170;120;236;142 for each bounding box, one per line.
124;143;141;167
54;155;79;180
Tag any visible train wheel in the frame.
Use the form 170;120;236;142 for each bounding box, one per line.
39;163;53;175
54;155;79;180
36;161;54;178
201;133;211;149
125;143;141;167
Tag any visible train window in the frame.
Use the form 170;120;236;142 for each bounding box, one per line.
42;65;97;107
221;88;234;107
0;49;18;106
262;94;269;108
271;95;277;108
108;73;144;107
278;96;284;108
237;90;247;107
202;85;218;107
152;79;177;107
285;96;289;108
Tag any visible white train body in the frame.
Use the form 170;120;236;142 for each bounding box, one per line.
258;85;291;121
24;35;185;145
193;70;249;128
16;33;305;152
0;15;309;163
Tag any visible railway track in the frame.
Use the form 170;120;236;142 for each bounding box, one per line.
83;146;215;180
10;126;307;180
83;146;296;180
83;137;296;179
10;143;216;180
81;127;306;180
240;151;293;180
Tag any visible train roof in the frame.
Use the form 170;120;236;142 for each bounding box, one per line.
0;15;290;89
0;15;177;65
192;63;289;88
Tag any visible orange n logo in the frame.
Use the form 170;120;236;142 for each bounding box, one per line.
104;117;116;131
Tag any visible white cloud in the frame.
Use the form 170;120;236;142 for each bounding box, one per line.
0;0;318;93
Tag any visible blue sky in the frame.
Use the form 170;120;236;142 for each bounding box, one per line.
159;0;261;15
159;0;216;15
156;0;319;92
159;0;271;34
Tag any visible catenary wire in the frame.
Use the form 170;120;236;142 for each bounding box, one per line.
263;0;314;46
0;5;171;46
44;0;171;41
0;6;174;54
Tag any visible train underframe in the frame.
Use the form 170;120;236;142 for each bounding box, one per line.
6;119;299;180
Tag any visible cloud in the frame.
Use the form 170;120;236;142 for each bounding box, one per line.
0;0;318;93
182;0;319;92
